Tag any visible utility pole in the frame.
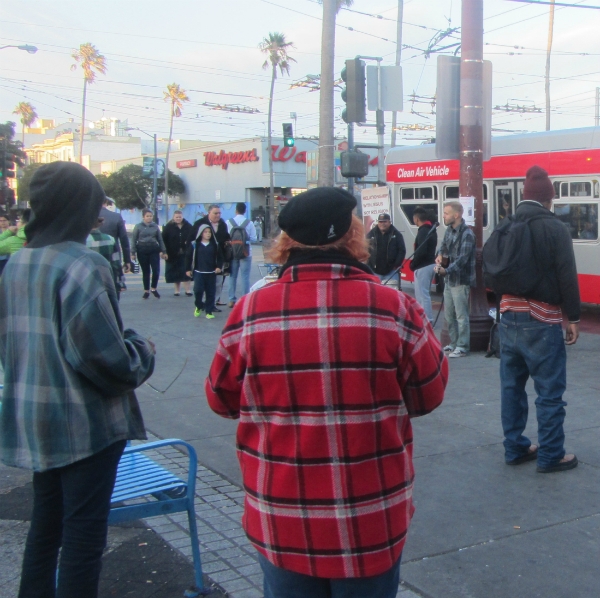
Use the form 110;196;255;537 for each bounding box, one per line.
595;87;599;127
460;0;491;351
545;0;556;131
391;0;404;148
152;134;158;223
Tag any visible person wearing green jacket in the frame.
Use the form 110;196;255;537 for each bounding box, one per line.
0;210;30;258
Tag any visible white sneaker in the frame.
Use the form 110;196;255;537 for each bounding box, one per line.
443;345;454;353
448;348;468;358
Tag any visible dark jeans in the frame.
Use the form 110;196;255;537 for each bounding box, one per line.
499;311;567;468
137;250;160;290
193;272;217;314
258;554;401;598
19;440;126;598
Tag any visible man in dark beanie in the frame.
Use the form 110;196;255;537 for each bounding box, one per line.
0;161;156;597
205;187;447;597
498;165;580;473
366;212;406;288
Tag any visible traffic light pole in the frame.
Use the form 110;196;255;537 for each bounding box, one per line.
347;122;355;197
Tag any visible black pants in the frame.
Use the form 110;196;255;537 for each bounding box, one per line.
19;440;126;598
193;272;217;314
137;250;160;290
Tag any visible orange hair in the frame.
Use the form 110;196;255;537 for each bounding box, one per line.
266;215;370;265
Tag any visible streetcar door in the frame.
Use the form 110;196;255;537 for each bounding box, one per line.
495;183;515;226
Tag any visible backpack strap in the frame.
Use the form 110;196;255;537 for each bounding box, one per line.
240;219;250;229
228;218;236;228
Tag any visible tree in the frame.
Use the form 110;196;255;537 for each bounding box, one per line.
17;162;45;204
163;84;189;220
317;0;353;187
96;164;185;211
259;32;296;238
0;122;26;208
71;43;107;165
13;102;38;146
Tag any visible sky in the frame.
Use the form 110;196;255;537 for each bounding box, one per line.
1;0;600;148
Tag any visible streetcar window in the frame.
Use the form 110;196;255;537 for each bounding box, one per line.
445;186;459;199
400;187;436;200
594;180;600;198
554;203;598;241
553;181;561;199
483;203;488;228
561;183;569;197
400;204;439;226
497;188;513;221
570;182;592;197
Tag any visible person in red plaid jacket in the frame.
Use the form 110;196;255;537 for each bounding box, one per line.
205;187;448;598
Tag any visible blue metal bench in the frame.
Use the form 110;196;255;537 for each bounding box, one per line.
109;439;210;597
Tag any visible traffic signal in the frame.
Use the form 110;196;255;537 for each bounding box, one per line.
341;58;366;124
340;150;369;178
4;154;16;178
282;123;294;147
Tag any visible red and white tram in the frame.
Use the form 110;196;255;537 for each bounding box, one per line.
385;127;600;304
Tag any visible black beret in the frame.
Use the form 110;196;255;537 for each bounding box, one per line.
278;187;357;246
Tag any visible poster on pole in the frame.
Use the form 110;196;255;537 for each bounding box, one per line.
361;186;391;231
459;196;475;226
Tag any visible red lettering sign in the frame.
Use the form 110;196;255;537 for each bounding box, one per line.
386;160;459;183
203;148;259;170
270;145;307;163
176;159;198;169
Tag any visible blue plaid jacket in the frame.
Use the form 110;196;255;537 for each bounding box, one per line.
438;221;476;287
0;242;154;471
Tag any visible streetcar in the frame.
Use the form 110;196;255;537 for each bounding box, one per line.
385;127;600;304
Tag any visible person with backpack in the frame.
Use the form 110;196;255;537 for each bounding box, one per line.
434;202;476;358
226;202;257;307
490;166;580;473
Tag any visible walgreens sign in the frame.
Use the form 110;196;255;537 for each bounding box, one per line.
203;148;259;170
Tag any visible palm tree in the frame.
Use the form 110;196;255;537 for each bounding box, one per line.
163;83;189;222
71;43;107;165
317;0;354;187
259;32;296;237
13;101;38;146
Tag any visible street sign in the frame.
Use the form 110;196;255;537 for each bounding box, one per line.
366;65;403;112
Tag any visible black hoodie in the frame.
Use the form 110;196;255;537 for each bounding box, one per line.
514;200;580;321
26;162;105;248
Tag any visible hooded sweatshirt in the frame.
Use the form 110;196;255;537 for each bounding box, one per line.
0;161;154;471
185;224;224;273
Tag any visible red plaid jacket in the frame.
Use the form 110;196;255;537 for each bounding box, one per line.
205;262;447;578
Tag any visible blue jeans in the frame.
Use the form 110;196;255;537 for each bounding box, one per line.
499;311;567;468
228;256;252;302
19;440;126;598
193;272;217;314
258;553;401;598
443;284;470;351
414;264;436;322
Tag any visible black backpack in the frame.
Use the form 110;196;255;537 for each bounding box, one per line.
482;215;543;296
228;218;250;260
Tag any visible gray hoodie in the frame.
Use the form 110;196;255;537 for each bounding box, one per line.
132;221;166;253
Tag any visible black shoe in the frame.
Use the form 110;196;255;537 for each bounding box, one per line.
142;291;150;299
537;455;578;473
213;307;222;312
151;290;160;299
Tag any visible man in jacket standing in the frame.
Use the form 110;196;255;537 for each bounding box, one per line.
99;196;132;274
226;202;256;307
189;204;230;310
499;166;580;473
205;187;447;598
435;202;476;358
367;213;406;288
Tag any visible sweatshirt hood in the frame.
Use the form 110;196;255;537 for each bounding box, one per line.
25;162;105;248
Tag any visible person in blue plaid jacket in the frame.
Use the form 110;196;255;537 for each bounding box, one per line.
0;162;155;598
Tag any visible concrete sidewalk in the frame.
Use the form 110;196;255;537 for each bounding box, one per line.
1;245;599;597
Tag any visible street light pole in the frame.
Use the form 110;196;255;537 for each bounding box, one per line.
152;134;158;223
0;45;38;54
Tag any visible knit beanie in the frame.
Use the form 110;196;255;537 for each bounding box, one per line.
26;161;105;248
523;165;555;204
278;187;356;246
